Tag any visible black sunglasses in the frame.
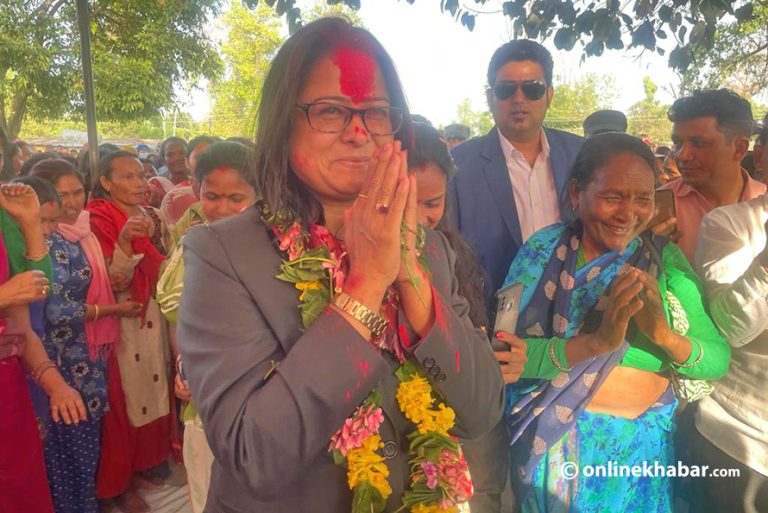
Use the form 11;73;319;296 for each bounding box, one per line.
492;80;547;101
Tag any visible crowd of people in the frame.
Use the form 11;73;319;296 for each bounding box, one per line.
1;15;767;513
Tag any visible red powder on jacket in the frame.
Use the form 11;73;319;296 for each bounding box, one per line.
334;47;376;103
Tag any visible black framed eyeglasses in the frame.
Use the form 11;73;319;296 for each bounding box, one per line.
295;102;403;136
492;80;547;101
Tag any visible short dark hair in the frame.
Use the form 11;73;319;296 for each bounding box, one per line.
186;136;220;159
91;150;141;199
408;122;456;180
487;39;554;87
195;141;252;183
11;175;61;206
160;137;187;161
565;132;656;221
253;17;412;226
668;89;753;140
30;158;83;188
20;151;77;176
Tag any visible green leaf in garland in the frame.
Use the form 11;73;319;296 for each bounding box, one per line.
364;387;383;408
331;448;346;466
351;481;387;513
395;360;419;381
300;287;331;328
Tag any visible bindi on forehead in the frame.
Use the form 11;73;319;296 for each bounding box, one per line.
333;46;376;104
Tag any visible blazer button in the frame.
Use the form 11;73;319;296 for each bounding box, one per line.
422;357;436;369
382;441;398;459
429;366;441;377
435;372;447;383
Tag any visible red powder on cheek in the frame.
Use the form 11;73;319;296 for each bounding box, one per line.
334;47;376;104
292;152;308;172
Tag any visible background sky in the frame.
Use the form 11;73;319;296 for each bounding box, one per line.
186;0;682;127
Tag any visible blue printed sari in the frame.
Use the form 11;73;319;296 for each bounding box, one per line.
503;222;675;512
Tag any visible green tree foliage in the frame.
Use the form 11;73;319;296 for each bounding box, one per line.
451;98;494;137
302;0;364;26
676;2;767;98
0;0;222;138
246;0;756;74
207;1;283;137
627;76;672;143
546;73;618;134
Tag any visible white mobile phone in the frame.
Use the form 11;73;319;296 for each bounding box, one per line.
492;282;523;351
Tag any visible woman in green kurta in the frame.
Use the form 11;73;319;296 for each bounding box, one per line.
497;133;730;512
156;141;256;513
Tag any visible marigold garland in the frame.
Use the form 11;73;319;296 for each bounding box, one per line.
264;205;472;513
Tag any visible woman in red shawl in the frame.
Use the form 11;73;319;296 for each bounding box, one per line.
86;151;171;513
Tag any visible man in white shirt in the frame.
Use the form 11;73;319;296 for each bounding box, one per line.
692;193;768;511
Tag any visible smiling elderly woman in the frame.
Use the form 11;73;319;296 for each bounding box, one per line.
176;17;503;513
496;133;730;512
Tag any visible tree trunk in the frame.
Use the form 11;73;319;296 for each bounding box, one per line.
8;87;28;139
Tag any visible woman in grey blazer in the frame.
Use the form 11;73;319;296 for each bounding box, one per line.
177;17;504;513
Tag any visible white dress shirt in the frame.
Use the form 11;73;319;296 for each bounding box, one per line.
497;128;560;242
695;194;768;476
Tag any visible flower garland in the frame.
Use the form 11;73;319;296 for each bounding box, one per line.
263;206;472;513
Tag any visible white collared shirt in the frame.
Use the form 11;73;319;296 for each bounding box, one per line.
694;194;768;476
497;128;560;242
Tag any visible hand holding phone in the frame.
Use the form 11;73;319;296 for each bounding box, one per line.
492;283;522;351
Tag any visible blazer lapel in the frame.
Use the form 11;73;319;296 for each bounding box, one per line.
480;129;523;247
544;128;571;218
226;208;305;357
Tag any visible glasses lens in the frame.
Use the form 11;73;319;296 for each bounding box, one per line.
521;81;547;100
306;103;350;132
493;83;518;100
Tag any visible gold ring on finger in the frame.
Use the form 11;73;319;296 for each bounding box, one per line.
41;285;49;296
375;202;389;214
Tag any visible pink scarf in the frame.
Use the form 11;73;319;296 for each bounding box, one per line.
57;210;120;360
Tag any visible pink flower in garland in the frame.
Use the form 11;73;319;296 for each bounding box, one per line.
329;404;384;457
276;222;305;260
438;450;473;504
420;461;439;490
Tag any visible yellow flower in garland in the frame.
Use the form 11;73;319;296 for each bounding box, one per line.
347;434;392;498
294;280;323;300
414;403;456;436
397;374;435;424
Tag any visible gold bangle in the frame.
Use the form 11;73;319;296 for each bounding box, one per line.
671;338;704;369
93;304;100;321
32;360;57;382
23;248;50;262
548;338;573;372
333;291;388;338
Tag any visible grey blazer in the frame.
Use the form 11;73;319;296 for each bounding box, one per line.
177;206;505;513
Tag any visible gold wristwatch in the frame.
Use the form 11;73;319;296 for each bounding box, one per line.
332;291;388;338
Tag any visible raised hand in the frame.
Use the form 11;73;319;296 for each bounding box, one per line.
590;269;644;355
342;141;410;307
117;216;152;256
632;268;672;342
0;183;40;226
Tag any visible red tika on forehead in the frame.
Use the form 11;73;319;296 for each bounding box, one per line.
333;46;376;104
